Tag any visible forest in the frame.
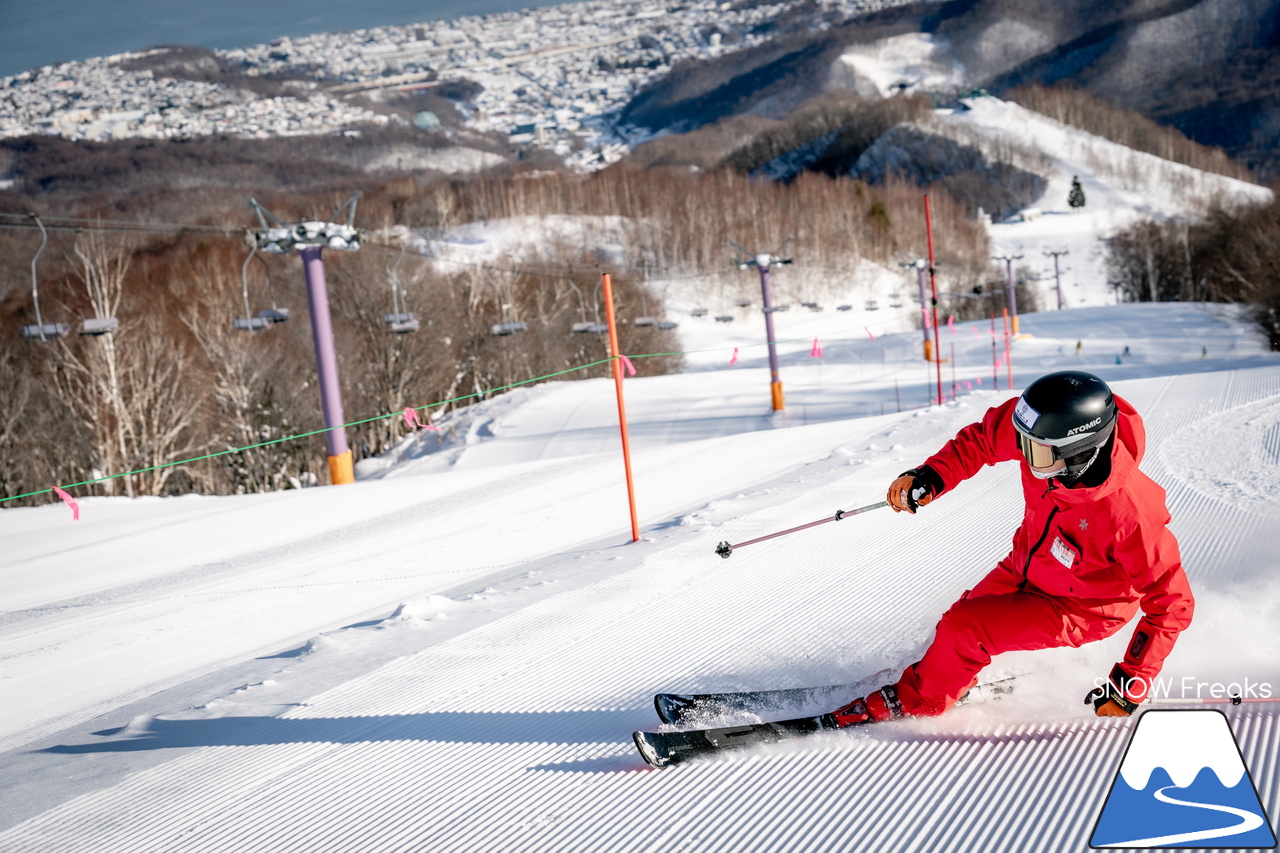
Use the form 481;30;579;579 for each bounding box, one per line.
0;141;985;504
2;73;1274;506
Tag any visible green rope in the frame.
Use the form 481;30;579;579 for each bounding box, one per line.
6;322;884;506
5;356;615;505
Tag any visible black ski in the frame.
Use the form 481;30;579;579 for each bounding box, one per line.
654;673;1018;726
654;681;871;726
654;667;897;726
637;676;1019;767
634;712;847;768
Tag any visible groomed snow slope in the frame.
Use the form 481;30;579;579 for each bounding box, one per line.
1;302;1278;852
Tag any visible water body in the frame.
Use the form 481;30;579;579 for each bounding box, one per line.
1;0;591;78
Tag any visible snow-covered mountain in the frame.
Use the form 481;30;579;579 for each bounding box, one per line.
3;45;1280;852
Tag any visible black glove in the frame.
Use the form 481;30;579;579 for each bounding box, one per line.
887;466;944;514
1085;663;1143;717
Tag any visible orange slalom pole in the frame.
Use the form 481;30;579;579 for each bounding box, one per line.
601;273;641;542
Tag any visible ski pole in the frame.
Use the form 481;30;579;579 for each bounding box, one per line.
715;501;889;559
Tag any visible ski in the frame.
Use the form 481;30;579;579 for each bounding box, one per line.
654;681;873;726
634;712;846;768
654;673;1018;726
637;676;1020;767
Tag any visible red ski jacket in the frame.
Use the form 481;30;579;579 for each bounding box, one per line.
921;394;1194;694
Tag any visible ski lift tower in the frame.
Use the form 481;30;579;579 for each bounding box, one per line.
733;240;792;412
995;252;1024;335
248;194;362;486
899;257;933;361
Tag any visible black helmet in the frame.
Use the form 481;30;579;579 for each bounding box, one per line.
1012;371;1117;479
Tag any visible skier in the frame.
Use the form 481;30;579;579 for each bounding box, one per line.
833;370;1194;725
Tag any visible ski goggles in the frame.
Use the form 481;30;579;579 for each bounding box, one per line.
1016;433;1059;468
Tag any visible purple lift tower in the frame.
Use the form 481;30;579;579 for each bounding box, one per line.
249;194;362;485
734;242;792;412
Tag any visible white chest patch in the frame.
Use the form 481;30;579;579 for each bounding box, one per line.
1050;536;1077;569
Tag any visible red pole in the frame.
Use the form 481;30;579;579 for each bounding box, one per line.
601;274;640;542
924;196;942;406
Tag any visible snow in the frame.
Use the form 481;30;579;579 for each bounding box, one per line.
837;33;968;99
939;98;1273;309
2;298;1278;851
3;88;1280;850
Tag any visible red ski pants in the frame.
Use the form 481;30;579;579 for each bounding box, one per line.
891;584;1133;717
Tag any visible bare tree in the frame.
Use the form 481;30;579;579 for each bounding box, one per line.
46;231;207;496
181;254;318;493
54;230;134;495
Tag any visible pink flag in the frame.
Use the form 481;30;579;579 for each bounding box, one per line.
947;315;955;333
729;347;739;366
922;311;931;330
53;486;79;521
865;326;876;341
810;337;822;358
403;407;439;431
964;380;972;390
976;376;983;385
620;354;636;376
973;326;980;339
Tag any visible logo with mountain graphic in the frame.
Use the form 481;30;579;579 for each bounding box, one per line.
1091;710;1276;848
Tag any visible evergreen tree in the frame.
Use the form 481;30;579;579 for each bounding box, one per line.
1068;176;1087;210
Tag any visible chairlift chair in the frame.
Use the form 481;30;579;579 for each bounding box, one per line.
382;242;418;334
22;322;71;339
20;214;70;341
80;317;120;335
837;304;853;312
633;316;656;327
235;246;280;333
384;313;420;334
865;300;880;310
566;280;608;334
690;307;708;317
715;315;734;323
762;304;790;314
656;320;678;330
488;275;527;337
71;232;120;336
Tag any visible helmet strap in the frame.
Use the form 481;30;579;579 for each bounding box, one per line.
1060;445;1103;484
